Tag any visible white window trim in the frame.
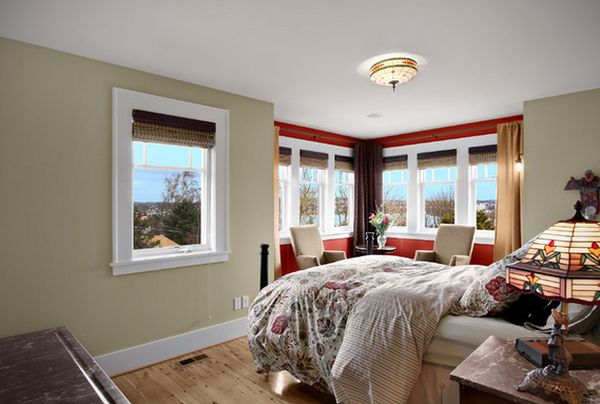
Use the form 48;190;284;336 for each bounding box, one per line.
384;134;497;245
279;137;354;242
111;88;229;275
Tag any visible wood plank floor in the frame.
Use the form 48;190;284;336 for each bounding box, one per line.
113;337;336;404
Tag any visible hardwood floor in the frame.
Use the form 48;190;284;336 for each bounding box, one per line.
113;337;336;404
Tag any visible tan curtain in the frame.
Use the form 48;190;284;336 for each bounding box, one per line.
273;126;282;280
494;121;523;260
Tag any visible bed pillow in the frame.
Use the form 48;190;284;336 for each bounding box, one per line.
450;237;536;317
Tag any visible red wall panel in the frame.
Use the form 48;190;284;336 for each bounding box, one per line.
279;236;493;276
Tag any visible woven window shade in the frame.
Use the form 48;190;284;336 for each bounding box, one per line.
334;155;354;171
469;145;497;165
279;147;292;166
383;154;408;171
417;149;457;169
132;109;216;148
300;150;328;170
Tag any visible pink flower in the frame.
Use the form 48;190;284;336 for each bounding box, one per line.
382;216;390;224
369;213;376;220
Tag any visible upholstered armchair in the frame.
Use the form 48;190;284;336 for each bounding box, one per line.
414;224;476;266
289;225;347;270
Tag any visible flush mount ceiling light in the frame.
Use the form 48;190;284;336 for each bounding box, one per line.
369;57;418;91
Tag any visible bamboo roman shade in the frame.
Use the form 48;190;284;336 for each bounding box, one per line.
335;155;354;171
279;147;292;166
132;109;216;148
300;150;328;170
469;145;497;165
383;154;408;171
417;149;457;169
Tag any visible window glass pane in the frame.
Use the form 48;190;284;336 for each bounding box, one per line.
278;181;284;231
133;168;202;249
424;183;455;228
390;171;402;183
433;167;448;181
449;167;457;181
477;164;486;178
133;142;144;165
383;184;407;226
475;180;496;230
299;183;320;226
334;184;350;227
425;168;434;181
146;143;190;168
488;163;497;178
300;166;320;182
191;148;202;169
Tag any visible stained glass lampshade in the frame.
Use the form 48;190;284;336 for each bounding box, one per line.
369;57;418;91
505;201;600;403
506;202;600;305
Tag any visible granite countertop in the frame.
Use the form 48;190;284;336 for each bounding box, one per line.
450;335;600;404
0;327;129;403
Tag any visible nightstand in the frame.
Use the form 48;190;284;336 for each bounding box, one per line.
449;335;600;404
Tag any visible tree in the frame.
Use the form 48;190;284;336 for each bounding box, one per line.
476;209;495;230
163;171;201;203
133;208;159;249
299;183;319;225
382;187;407;227
334;186;349;226
163;199;200;245
425;188;455;228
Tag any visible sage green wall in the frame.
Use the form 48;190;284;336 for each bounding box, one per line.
0;37;274;355
523;88;600;240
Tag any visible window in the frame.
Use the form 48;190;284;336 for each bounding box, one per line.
382;155;408;227
112;88;229;275
277;139;353;237
418;150;457;229
278;147;291;231
334;155;354;228
133;142;206;251
299;166;325;226
469;145;497;231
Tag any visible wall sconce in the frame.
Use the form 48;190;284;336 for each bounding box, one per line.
515;154;524;172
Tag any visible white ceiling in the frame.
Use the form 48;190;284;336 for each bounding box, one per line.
1;0;599;138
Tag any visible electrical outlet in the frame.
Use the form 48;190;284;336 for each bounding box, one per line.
242;295;249;308
233;297;242;311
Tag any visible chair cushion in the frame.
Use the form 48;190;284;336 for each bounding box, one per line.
434;224;475;265
289;225;325;263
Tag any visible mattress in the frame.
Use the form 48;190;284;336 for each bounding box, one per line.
423;315;547;367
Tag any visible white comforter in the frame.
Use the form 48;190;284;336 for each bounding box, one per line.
247;255;481;404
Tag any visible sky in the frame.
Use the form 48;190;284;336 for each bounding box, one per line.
133;142;202;202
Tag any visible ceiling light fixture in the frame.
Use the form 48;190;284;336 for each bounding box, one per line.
369;57;418;91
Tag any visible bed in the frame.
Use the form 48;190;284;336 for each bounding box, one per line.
247;253;598;404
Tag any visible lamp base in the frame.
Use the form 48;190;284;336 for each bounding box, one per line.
517;365;591;404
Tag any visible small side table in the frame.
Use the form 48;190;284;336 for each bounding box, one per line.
355;245;397;255
449;336;600;404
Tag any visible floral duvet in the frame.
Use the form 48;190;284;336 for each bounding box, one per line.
247;255;481;404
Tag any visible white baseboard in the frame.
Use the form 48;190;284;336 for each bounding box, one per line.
95;317;247;376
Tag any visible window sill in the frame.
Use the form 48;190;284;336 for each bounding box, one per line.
279;230;353;245
111;250;230;276
385;231;495;245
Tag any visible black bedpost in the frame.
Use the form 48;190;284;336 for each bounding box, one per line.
260;244;269;289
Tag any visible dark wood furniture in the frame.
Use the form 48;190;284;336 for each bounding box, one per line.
355;244;397;255
0;327;129;403
449;336;600;404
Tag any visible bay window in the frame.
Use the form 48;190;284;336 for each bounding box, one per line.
298;150;327;226
334;155;354;228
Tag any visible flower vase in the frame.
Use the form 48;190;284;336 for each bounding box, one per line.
377;234;387;249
